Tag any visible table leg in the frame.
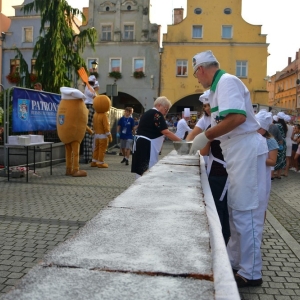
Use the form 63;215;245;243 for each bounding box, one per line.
26;146;29;183
7;147;10;181
33;146;36;174
50;144;53;175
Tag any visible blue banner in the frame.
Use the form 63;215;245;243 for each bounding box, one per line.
12;88;61;132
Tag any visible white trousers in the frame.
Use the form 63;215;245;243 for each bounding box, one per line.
227;153;267;280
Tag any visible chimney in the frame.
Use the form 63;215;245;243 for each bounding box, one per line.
82;7;89;26
173;8;184;25
296;52;298;60
288;57;292;65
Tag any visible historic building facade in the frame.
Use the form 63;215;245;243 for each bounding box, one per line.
160;0;269;112
81;0;160;113
1;0;41;88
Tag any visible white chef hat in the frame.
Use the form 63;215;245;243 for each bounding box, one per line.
273;115;278;122
183;108;190;117
255;110;273;131
277;111;286;120
284;114;291;122
192;50;219;72
88;75;96;82
60;87;86;100
199;90;210;104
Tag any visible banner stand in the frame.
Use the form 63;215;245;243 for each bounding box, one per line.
3;86;14;172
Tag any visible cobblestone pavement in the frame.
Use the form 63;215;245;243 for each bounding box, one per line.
1;141;300;299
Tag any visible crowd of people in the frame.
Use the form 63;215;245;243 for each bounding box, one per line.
30;49;300;292
56;54;300;290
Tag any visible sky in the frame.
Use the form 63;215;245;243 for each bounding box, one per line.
3;0;300;76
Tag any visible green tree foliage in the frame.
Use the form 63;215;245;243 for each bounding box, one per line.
13;48;30;87
21;0;97;93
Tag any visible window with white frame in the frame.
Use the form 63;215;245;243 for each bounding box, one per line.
236;61;248;78
23;27;33;42
192;25;203;38
31;59;36;73
110;58;121;72
222;25;232;39
101;25;112;41
133;58;145;72
176;60;188;76
124;24;134;40
10;59;20;73
87;58;98;73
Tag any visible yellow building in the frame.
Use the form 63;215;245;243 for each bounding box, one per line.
272;55;298;112
161;0;269;112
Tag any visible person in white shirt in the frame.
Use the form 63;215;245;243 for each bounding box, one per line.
283;114;293;176
175;109;192;139
186;90;211;166
190;50;268;288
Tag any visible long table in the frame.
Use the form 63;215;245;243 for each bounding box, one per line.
5;142;53;182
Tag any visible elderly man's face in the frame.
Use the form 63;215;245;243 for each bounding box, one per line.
194;66;211;89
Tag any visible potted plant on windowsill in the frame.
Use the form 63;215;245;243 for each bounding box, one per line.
109;71;122;80
6;72;21;84
29;73;38;83
133;71;145;79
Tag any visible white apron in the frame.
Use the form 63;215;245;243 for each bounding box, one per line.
133;135;164;169
220;132;268;211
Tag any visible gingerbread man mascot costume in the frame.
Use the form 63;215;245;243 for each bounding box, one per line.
91;95;112;168
57;87;93;177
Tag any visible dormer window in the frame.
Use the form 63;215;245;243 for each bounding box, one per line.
100;1;116;12
121;1;137;11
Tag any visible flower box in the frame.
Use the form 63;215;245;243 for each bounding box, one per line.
30;73;38;83
6;72;21;84
109;71;122;80
133;71;145;79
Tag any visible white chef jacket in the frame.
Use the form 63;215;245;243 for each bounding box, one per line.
209;70;268;210
175;118;192;139
84;85;96;105
209;72;260;141
196;115;211;131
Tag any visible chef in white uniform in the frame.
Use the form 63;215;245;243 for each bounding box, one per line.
190;50;268;288
186;90;211;166
175;108;193;139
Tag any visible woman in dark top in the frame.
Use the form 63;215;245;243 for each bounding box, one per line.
201;124;230;245
274;112;287;178
131;96;181;179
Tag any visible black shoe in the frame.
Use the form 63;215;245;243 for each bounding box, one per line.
125;160;129;165
235;273;262;288
159;151;161;155
121;158;126;163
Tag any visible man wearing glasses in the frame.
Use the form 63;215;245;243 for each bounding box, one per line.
190;50;268;288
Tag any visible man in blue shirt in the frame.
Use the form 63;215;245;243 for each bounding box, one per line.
117;107;135;165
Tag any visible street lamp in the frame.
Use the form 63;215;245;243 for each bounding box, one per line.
91;60;98;71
